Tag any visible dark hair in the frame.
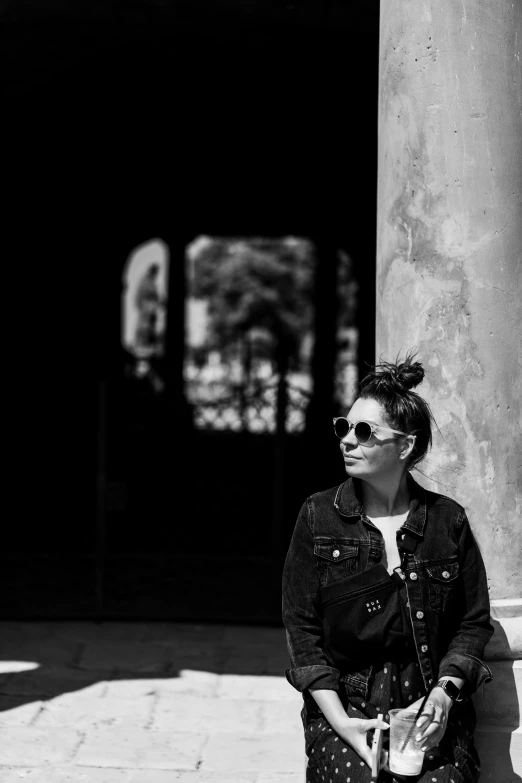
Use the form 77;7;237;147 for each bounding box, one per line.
356;350;435;468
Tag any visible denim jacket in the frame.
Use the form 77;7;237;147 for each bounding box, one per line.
282;474;493;700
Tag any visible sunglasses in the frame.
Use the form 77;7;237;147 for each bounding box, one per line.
332;417;413;444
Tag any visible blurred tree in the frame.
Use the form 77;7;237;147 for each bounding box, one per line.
190;236;315;588
190;236;315;432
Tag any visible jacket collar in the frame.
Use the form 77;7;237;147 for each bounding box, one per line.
334;473;428;537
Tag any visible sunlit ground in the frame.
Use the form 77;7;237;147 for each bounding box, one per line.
0;622;305;780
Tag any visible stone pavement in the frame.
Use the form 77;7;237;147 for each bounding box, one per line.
0;622;306;783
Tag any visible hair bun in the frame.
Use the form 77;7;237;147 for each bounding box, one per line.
360;351;425;394
396;359;424;390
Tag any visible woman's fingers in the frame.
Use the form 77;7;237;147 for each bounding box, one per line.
420;730;444;752
342;729;372;768
416;704;447;751
416;701;435;730
365;718;390;730
334;717;390;770
347;718;390;769
361;745;373;768
415;703;438;739
419;722;441;742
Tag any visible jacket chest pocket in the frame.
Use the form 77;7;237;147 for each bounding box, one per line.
368;536;384;564
426;561;459;612
314;538;359;585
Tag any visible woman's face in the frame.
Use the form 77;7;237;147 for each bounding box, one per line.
339;397;408;481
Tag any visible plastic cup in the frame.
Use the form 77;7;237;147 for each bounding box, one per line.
388;708;425;776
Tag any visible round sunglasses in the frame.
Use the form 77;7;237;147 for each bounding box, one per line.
332;417;413;444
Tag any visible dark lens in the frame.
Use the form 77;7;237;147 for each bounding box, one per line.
334;418;349;439
354;421;372;443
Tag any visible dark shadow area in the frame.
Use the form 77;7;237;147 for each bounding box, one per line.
4;0;380;622
472;619;522;783
0;621;291;717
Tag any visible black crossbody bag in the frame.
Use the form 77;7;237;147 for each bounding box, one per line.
319;533;418;672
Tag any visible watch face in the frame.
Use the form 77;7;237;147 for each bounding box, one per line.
438;680;459;700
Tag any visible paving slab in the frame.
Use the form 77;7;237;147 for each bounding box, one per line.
35;693;155;729
74;728;206;769
0;668;107;699
77;642;176;675
151;692;263;733
217;674;299;702
162;647;228;672
0;622;306;781
0;639;83;668
47;622;157;645
0;623;56;645
128;772;256;783
218;652;287;677
0;697;44;725
258;701;303;733
0;727;81;766
201;732;304;774
221;626;285;647
103;671;219;699
0;768;131;782
137;623;227;646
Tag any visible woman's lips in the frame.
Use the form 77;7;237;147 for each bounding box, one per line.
343;454;361;461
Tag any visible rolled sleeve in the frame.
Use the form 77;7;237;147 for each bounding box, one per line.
282;499;340;693
285;664;340;692
438;652;493;696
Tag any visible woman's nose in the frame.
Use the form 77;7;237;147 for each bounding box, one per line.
341;427;357;446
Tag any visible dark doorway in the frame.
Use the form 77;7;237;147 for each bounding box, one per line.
92;234;365;622
3;0;379;622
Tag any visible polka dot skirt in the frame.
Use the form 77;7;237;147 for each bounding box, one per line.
302;657;480;783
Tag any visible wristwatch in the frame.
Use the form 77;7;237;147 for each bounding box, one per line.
435;678;463;702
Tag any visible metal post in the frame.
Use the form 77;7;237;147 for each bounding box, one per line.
95;379;107;617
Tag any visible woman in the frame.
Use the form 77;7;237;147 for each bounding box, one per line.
282;354;493;782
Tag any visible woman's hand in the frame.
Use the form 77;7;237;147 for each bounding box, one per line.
411;689;453;752
333;715;389;769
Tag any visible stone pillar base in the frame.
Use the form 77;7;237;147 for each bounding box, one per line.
472;599;522;780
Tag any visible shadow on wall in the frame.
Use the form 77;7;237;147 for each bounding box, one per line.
473;618;522;783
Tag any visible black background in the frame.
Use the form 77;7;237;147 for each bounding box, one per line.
4;0;380;621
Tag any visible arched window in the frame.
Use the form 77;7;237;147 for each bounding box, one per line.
121;239;169;389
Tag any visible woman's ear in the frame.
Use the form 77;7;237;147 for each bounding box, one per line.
399;434;416;461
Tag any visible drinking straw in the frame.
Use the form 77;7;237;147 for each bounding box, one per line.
399;692;430;752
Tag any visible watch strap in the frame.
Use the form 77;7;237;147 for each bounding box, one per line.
436;678;462;702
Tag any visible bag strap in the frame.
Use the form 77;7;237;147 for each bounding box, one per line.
390;531;419;587
399;531;419;560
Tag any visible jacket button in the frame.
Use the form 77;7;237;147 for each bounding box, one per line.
421;644;428;652
332;550;340;558
416;611;424;620
442;570;450;579
410;572;418;580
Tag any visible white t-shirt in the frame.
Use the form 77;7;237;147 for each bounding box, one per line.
366;512;409;574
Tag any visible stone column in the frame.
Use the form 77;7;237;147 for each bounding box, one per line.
377;1;521;778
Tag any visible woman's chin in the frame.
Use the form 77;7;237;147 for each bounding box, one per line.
344;460;364;476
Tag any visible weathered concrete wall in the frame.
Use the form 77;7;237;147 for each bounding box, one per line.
377;3;522;775
377;0;522;601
